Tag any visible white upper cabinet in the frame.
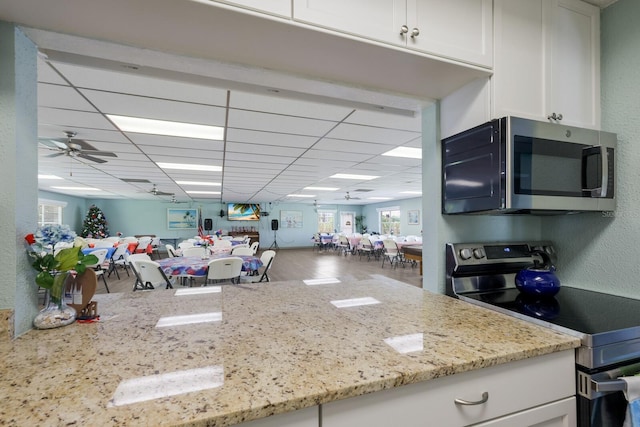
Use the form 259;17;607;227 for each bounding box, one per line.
408;0;493;68
493;0;600;129
213;0;291;18
293;0;493;68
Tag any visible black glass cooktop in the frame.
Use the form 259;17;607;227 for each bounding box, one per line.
463;286;640;339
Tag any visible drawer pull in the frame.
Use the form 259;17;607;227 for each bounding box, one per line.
454;391;489;406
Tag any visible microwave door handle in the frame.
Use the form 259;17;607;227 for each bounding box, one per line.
582;146;608;197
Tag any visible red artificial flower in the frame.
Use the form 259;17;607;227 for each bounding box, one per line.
24;233;36;245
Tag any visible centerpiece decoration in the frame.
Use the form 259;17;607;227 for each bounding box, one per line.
25;224;98;329
201;240;211;259
215;229;222;239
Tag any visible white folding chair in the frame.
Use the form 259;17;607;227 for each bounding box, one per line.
205;257;244;285
164;244;177;258
85;248;110;292
182;246;208;257
241;250;275;283
231;246;254;256
130;259;173;291
250;241;260;254
107;244;130;279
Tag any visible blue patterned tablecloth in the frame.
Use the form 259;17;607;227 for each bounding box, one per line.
82;246;117;260
157;255;262;277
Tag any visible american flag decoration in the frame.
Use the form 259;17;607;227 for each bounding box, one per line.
197;206;204;238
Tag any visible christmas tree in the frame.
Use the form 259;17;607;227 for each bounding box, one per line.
81;204;110;238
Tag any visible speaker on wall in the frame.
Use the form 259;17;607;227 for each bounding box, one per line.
271;219;279;231
219;209;225;218
204;218;213;231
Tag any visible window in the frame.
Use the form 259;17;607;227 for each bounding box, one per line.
378;207;400;235
38;199;66;227
317;211;336;233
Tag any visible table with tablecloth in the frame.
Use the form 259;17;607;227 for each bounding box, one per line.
157;254;262;277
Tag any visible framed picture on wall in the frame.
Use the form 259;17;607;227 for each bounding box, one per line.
280;210;303;228
408;210;420;225
167;208;198;229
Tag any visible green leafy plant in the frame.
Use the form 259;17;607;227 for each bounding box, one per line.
25;225;98;303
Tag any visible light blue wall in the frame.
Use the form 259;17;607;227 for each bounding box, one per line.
361;198;423;236
541;0;640;299
35;198;364;249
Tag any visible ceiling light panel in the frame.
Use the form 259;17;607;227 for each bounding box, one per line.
157;162;222;171
330;173;379;180
382;146;422;159
108;115;224;140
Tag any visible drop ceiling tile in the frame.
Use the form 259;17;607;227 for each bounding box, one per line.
226;128;319;148
38;83;98;111
326;123;420;144
229;90;353;121
227;109;336;136
53;62;229;105
81;89;227;125
345;109;422;132
38;107;117;131
225;141;306;157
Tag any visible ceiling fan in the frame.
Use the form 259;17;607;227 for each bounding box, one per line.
39;131;117;164
147;184;174;196
164;195;187;204
343;192;361;200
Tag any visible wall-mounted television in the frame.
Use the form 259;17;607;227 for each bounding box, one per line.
227;203;260;221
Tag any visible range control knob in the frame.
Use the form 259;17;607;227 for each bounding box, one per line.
459;248;473;260
473;248;485;259
543;245;555;255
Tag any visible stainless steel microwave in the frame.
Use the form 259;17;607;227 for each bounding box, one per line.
442;116;616;214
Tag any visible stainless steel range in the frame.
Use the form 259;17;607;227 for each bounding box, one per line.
446;241;640;427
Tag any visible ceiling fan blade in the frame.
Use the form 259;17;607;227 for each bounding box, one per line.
45;152;65;158
77;153;108;164
156;191;175;196
82;149;118;158
39;138;68;149
68;139;98;151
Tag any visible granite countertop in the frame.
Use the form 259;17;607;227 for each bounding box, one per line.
0;277;579;426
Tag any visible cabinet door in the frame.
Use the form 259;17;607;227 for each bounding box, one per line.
408;0;493;68
293;0;407;46
547;0;600;129
213;0;291;18
322;350;575;427
237;406;318;427
474;397;576;427
492;0;547;121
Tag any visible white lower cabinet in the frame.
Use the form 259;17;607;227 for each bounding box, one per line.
321;350;576;427
236;406;318;427
474;397;576;427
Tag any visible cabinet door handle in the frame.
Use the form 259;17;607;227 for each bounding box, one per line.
400;25;409;35
454;391;489;406
547;112;563;121
410;28;420;38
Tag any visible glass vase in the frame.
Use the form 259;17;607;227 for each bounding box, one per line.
33;272;77;329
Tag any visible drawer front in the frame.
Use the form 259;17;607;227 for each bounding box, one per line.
322;350;575;427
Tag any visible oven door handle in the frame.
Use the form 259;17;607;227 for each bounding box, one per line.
591;378;627;393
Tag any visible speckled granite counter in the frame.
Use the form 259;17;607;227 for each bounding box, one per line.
0;278;579;426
